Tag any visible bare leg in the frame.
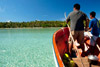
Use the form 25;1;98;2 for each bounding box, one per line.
81;44;85;52
68;43;73;55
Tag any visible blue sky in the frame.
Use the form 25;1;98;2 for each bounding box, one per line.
0;0;100;22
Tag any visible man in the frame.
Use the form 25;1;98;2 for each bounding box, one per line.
87;11;100;54
89;11;99;37
66;3;89;56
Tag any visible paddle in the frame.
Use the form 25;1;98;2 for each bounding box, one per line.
64;12;75;44
64;12;84;67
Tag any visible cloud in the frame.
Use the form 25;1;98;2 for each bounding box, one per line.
98;18;100;20
59;18;66;21
35;19;40;21
7;20;11;23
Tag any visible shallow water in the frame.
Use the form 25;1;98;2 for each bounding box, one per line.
0;28;61;67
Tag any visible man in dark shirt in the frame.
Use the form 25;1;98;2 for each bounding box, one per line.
87;11;100;54
89;11;99;37
66;4;89;55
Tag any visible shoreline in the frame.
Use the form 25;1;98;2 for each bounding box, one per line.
0;27;63;29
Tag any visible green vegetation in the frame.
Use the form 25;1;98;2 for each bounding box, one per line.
0;21;67;28
0;20;99;28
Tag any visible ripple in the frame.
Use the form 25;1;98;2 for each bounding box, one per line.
0;50;6;53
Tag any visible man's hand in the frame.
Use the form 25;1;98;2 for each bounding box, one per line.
85;28;88;31
85;27;92;32
66;19;69;24
86;19;89;27
88;28;92;32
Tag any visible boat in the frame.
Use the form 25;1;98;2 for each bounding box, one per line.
53;27;100;67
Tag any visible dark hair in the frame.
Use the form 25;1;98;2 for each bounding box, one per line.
74;3;80;10
90;11;96;17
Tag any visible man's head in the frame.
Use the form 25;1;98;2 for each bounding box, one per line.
73;4;80;11
90;11;96;19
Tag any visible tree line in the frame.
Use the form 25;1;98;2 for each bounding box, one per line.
0;20;99;28
0;21;67;28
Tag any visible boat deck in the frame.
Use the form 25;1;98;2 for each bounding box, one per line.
72;57;100;67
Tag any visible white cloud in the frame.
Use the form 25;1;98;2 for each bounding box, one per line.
59;18;66;21
35;19;40;21
7;20;11;23
98;18;100;20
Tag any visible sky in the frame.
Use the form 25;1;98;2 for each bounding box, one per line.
0;0;100;22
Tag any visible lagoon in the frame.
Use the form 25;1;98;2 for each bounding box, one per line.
0;28;61;67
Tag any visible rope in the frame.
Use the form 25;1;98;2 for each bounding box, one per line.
67;24;84;67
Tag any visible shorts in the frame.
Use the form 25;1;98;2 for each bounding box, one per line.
90;36;98;46
71;31;84;45
84;32;98;46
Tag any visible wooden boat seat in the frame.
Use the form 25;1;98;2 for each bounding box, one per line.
72;57;100;67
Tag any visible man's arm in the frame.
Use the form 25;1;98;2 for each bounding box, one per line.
83;13;89;31
66;19;70;23
88;28;92;31
85;19;89;31
66;14;70;23
88;20;93;31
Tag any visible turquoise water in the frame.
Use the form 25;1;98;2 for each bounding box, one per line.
0;28;61;67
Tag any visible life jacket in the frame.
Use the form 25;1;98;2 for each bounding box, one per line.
63;53;76;67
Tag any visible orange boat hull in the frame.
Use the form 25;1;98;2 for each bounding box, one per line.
53;27;100;67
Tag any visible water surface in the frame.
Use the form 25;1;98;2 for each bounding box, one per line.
0;28;61;67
